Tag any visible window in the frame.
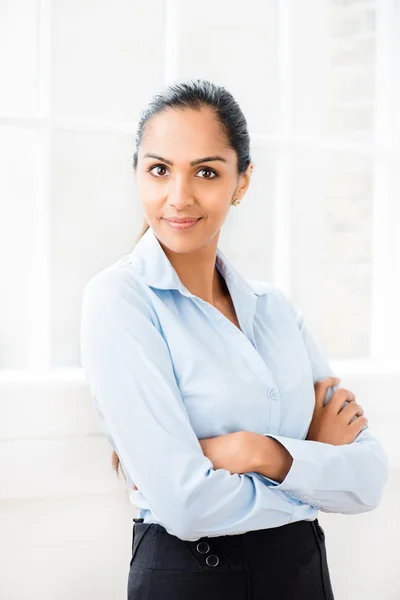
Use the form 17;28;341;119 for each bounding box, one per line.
1;0;398;477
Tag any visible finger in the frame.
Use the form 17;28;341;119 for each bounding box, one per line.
338;399;362;418
314;376;341;388
349;415;369;431
331;389;356;412
314;377;341;406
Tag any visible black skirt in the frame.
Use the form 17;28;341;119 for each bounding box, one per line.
127;517;335;599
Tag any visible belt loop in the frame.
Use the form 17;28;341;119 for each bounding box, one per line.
130;521;151;567
131;519;144;558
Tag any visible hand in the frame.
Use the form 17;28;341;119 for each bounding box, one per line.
306;376;368;445
198;431;259;474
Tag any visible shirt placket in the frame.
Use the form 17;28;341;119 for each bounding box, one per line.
191;283;282;435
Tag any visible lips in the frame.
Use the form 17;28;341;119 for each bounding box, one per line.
165;218;200;223
164;217;202;230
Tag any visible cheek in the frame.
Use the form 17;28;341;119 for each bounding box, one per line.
136;173;161;196
212;203;232;223
137;189;163;217
202;193;231;216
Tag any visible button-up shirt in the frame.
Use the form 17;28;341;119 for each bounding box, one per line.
80;226;389;541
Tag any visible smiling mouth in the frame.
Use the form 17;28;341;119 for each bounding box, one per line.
164;218;201;223
163;218;202;230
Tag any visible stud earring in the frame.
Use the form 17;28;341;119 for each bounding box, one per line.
232;199;241;206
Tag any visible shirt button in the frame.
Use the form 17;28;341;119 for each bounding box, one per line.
196;542;210;554
269;388;279;401
206;554;220;567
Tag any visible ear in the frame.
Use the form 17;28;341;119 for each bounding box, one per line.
234;163;254;201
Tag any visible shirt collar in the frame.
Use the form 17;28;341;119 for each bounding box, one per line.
129;226;268;299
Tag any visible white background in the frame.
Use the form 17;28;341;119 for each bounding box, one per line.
1;0;399;598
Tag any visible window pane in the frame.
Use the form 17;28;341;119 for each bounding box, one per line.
328;0;376;143
291;0;376;144
0;0;38;117
177;0;280;136
289;152;373;360
50;129;143;367
51;0;164;121
0;127;38;368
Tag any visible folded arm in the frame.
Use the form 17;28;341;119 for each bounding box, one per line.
80;272;309;541
255;287;389;514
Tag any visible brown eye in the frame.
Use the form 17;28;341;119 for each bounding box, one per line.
148;164;168;177
147;164;218;179
198;168;217;179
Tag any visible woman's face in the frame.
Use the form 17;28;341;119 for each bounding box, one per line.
134;107;252;253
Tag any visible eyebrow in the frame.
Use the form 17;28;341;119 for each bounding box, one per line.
142;153;228;167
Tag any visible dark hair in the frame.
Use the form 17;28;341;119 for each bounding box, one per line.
112;77;252;480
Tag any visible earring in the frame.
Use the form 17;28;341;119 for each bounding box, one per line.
232;199;241;206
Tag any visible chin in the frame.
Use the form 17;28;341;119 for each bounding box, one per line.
160;229;212;255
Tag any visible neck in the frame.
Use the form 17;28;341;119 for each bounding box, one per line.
159;237;228;305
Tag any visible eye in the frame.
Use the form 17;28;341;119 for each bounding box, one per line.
147;164;219;179
147;164;168;177
197;167;218;179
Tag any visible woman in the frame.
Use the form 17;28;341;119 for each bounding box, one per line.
80;78;389;599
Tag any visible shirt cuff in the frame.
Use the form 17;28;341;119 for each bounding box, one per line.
261;434;325;495
259;475;281;486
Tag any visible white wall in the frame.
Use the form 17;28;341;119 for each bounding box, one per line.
2;374;399;599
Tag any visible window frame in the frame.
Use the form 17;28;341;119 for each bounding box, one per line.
0;0;398;401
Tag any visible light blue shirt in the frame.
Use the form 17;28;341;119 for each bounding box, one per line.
80;226;389;541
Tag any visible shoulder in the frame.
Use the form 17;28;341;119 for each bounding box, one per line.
247;278;290;304
248;278;300;320
82;254;156;323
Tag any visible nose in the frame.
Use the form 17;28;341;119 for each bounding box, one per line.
167;176;194;209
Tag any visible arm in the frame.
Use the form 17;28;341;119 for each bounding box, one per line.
256;436;294;483
255;287;390;514
80;272;302;541
198;430;293;483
